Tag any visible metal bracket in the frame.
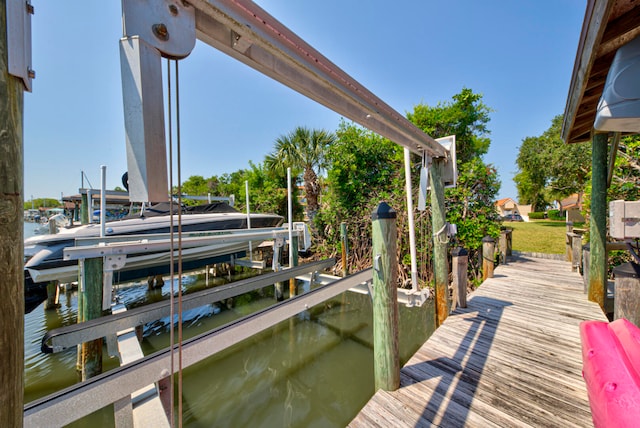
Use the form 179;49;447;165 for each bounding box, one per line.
6;0;34;91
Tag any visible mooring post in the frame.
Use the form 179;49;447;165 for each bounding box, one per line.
589;133;608;308
482;236;495;281
81;191;89;225
451;247;468;310
371;202;399;391
582;243;590;293
430;157;449;327
340;222;349;277
566;221;574;262
613;263;640;327
571;232;583;272
289;235;299;297
499;229;508;264
0;2;25;422
45;280;60;310
79;257;104;380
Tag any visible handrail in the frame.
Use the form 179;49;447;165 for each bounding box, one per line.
42;258;334;353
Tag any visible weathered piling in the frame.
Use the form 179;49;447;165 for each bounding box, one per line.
371;202;399;391
482;236;495;280
340;222;349;277
613;262;640;327
451;247;468;309
589;133;608;309
430;157;449;326
0;2;25;422
566;221;574;262
289;235;299;297
80;258;104;380
45;280;60;310
582;243;590;293
499;229;509;264
571;232;583;272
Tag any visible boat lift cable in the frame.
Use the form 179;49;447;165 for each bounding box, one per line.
175;58;185;427
167;56;176;428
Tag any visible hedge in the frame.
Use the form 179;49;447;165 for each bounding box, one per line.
528;212;546;219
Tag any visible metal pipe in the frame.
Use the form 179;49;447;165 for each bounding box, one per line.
100;165;107;238
287;168;293;268
403;148;418;291
245;180;252;261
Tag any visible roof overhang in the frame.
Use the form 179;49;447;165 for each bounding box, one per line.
562;0;640;144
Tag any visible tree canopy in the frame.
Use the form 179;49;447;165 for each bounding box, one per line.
514;114;591;211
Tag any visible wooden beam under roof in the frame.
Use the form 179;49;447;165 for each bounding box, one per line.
562;0;640;144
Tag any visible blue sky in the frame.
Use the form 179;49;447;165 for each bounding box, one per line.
24;1;586;202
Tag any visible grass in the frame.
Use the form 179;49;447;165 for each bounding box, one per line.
503;220;570;255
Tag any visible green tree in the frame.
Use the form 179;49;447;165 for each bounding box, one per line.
265;126;336;222
514;115;591;211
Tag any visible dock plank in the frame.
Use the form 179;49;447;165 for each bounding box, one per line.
349;255;607;427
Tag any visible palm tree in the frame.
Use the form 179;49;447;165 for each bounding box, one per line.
265;126;335;223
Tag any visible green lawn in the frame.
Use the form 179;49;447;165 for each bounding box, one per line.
504;220;571;255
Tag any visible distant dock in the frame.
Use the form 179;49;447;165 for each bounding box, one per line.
350;255;606;427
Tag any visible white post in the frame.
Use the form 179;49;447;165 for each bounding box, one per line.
287;168;294;268
403;148;419;291
245;180;253;261
100;165;107;238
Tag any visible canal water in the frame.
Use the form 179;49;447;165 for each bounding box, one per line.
23;222;436;427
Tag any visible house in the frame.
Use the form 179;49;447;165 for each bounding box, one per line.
560;193;585;223
495;198;519;218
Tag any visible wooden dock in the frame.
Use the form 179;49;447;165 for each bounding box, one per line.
349;255;607;427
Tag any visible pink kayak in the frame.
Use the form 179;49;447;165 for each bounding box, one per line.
580;318;640;427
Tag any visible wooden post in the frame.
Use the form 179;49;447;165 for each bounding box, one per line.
81;191;89;225
482;236;495;281
430;157;449;327
45;280;60;310
0;2;25;422
582;243;590;293
340;222;349;277
613;263;640;327
506;229;512;257
589;133;608;308
499;230;508;264
289;235;298;297
571;233;582;272
451;247;468;310
566;221;574;262
371;202;399;391
80;257;104;380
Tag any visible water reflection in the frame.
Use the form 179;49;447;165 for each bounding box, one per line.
24;269;435;427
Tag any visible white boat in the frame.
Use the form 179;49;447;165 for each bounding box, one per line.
24;202;283;311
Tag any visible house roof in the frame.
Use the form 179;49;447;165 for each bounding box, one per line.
562;0;640;144
560;193;582;210
495;197;517;208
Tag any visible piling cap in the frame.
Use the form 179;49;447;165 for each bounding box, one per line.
452;247;468;256
371;202;396;220
482;236;495;243
613;262;640;279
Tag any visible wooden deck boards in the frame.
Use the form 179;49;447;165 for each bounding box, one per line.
349;255;607;427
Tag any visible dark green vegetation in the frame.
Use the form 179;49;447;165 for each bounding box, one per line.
177;88;501;288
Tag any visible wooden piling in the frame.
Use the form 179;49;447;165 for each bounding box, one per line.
430;157;449;327
589;133;608;308
482;236;495;280
451;247;468;309
289;235;299;297
566;221;574;262
45;281;60;310
0;2;25;422
371;202;399;391
81;192;89;225
80;258;104;380
499;230;508;264
613;263;640;327
340;222;349;277
571;233;583;272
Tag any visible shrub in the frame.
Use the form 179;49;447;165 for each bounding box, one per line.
547;209;563;220
529;212;546;220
